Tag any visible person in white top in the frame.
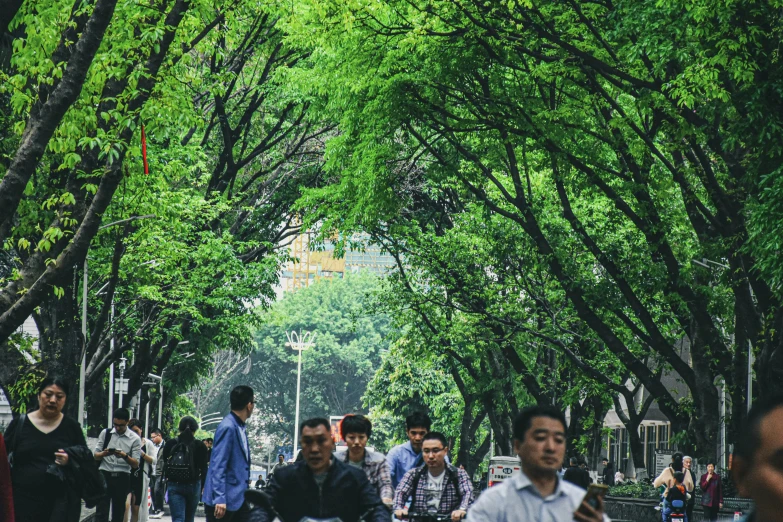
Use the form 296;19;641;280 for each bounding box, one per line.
128;419;158;522
467;405;609;522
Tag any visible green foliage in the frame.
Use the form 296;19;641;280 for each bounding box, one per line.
609;480;660;500
201;272;393;446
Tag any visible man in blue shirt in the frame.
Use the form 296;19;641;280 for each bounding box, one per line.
466;405;608;522
387;412;433;489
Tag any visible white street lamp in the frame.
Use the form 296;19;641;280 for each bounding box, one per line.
286;330;315;459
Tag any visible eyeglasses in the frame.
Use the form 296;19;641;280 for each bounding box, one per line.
422;447;445;455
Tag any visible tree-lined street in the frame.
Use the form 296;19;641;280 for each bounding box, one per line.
2;0;783;520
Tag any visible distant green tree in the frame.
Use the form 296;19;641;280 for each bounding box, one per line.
199;272;394;448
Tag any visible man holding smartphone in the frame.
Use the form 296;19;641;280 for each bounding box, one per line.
466;405;609;522
94;408;142;522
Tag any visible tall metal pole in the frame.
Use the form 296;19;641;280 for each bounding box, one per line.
158;370;164;430
108;363;114;427
747;340;754;414
107;300;115;427
118;357;126;408
293;348;303;459
144;390;151;438
286;331;315;460
78;260;88;426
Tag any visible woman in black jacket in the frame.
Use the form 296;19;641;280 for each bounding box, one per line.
4;377;91;522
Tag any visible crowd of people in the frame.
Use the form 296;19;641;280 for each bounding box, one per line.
0;378;782;522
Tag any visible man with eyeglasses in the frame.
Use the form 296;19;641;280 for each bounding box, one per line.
393;432;473;521
245;417;388;522
94;408;142;522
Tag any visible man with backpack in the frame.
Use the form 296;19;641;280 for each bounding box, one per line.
94;408;142;522
202;385;255;522
393;432;473;521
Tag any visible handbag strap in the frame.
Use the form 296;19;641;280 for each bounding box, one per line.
7;413;26;465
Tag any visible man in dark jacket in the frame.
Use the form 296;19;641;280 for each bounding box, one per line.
246;417;387;522
563;457;591;490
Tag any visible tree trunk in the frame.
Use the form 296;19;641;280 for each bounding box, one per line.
33;271;83;420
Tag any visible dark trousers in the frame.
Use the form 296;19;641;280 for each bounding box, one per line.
205;501;250;522
95;471;131;522
703;505;721;522
149;475;163;512
686;500;695;522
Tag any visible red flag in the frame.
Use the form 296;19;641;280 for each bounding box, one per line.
141;124;149;175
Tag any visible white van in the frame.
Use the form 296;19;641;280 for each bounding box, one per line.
488;456;521;487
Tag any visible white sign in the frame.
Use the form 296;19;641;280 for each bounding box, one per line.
114;378;128;394
655;449;673;476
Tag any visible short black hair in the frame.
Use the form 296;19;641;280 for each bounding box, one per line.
150;428;162;436
113;408;131;422
340;414;372;439
569;457;579;466
735;394;783;462
673;471;685;483
300;417;330;434
512;404;567;441
278;454;285;458
205;437;213;443
423;431;448;448
406;412;432;431
179;416;199;433
706;461;716;467
671;452;684;472
230;385;254;411
128;418;143;431
38;376;70;396
602;458;608;462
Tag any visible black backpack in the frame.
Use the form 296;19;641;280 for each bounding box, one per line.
164;437;197;482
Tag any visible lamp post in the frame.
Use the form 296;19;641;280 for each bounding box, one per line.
286;330;315;459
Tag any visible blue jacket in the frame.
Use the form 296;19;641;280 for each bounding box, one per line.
202;413;251;511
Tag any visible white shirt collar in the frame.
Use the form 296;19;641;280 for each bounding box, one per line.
514;470;567;500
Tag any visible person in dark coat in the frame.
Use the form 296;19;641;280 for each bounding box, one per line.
601;459;615;486
4;376;90;522
563;457;590;490
699;463;723;522
0;433;14;522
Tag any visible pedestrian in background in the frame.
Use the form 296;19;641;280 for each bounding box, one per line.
270;454;287;475
387;412;436;489
338;414;393;507
149;429;165;519
94;408;141;522
5;377;90;522
128;419;158;522
563;457;590;490
654;452;694;494
202;385;254;522
683;456;696;522
204;438;213;464
0;433;13;522
601;459;615;486
699;463;723;522
160;416;208;522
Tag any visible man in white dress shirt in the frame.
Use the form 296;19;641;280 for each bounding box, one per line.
467;405;609;522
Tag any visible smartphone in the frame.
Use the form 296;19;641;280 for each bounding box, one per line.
577;483;609;515
106;448;117;453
